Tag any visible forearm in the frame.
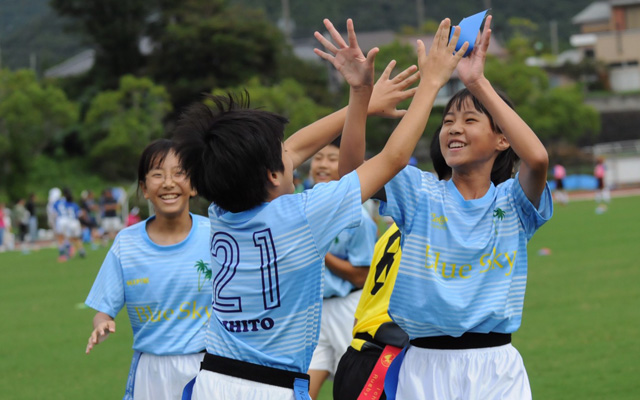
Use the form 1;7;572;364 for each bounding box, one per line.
285;107;348;169
325;253;369;288
467;78;548;172
356;81;440;202
339;86;373;177
467;78;549;201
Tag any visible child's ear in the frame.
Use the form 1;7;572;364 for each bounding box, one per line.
266;169;281;188
496;134;510;152
139;181;149;200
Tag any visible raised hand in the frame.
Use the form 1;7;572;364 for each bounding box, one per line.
418;18;469;89
314;19;379;90
369;60;419;118
457;15;492;88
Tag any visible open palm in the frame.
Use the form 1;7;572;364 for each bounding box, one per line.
457;15;492;87
314;19;378;89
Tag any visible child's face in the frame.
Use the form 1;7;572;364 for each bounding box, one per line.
310;145;340;184
140;151;196;219
440;98;504;171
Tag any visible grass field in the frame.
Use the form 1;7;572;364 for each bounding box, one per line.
1;195;638;399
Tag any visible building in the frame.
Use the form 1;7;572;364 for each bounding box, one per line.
571;0;640;92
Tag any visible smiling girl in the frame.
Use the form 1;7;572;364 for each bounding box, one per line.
85;139;212;400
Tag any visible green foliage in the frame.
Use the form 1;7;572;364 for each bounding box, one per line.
50;0;151;79
214;77;332;138
0;69;78;200
82;75;172;181
485;57;549;105
147;0;287;109
526;86;600;142
484;56;599;143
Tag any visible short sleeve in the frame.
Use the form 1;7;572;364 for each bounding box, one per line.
510;173;553;239
304;170;363;254
85;246;126;318
346;209;377;267
379;166;424;230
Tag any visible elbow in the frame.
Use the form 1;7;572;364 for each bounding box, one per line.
529;149;549;174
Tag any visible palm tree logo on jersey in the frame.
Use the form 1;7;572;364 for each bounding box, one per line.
492;208;506;235
195;260;212;292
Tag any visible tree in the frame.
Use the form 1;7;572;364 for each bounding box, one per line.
82;75;172;181
147;0;287;110
524;86;600;142
50;0;152;83
485;56;599;143
214;77;332;138
0;69;78;200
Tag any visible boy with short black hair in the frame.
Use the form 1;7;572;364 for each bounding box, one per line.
174;17;467;399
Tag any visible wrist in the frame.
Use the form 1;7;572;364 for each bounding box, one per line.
464;77;490;93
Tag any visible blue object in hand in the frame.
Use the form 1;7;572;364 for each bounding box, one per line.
449;10;489;57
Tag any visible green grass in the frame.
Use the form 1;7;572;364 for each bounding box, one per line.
1;196;638;399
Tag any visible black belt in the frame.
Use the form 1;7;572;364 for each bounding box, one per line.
410;332;511;350
200;353;309;390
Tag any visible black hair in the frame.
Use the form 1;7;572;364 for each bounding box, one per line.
329;135;341;149
62;187;73;202
429;125;451;180
136;139;176;196
441;88;519;185
173;92;288;212
137;139;176;184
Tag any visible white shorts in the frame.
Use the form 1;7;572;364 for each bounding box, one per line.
308;289;362;377
191;370;309;400
133;352;204;400
396;343;531;400
54;218;81;238
101;216;122;233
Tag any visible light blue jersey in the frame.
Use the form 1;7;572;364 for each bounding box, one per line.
86;214;212;355
323;206;377;298
381;167;552;338
205;171;362;373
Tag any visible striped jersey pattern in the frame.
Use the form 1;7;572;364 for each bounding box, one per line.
381;167;553;338
204;171;362;373
86;214;212;355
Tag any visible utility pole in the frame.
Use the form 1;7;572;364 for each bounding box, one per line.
416;0;425;30
550;20;559;55
281;0;292;42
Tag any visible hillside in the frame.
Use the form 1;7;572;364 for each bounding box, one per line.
231;0;595;50
0;0;83;70
0;0;597;71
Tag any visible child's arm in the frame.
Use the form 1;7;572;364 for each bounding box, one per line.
457;16;549;206
285;21;418;170
353;19;467;202
85;311;116;354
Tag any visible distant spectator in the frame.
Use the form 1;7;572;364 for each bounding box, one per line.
100;188;122;241
47;187;62;231
0;202;6;252
594;158;610;213
26;193;38;243
80;190;100;249
12;198;30;253
553;164;569;205
126;207;142;227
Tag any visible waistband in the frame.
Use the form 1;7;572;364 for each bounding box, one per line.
410;332;511;350
200;353;309;390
